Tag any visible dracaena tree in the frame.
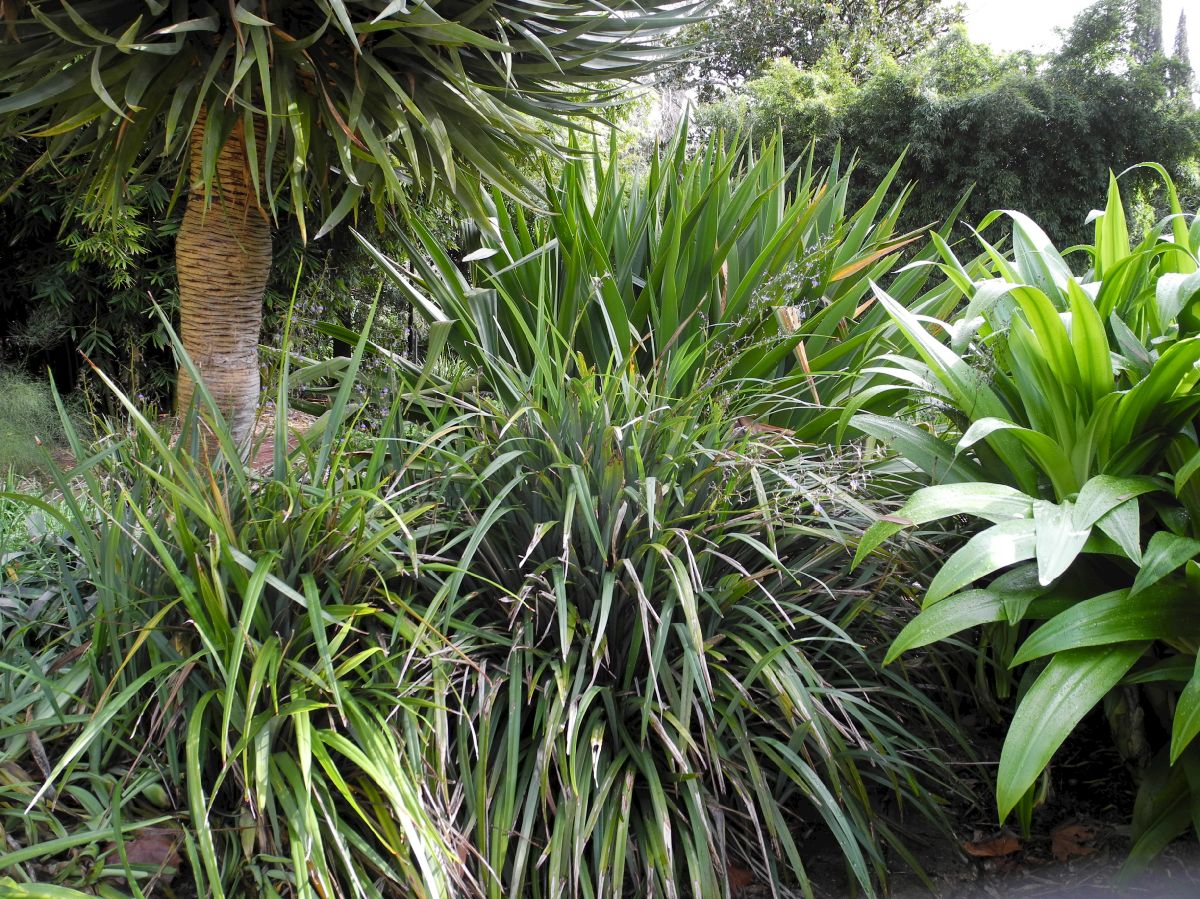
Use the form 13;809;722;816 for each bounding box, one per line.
0;0;694;446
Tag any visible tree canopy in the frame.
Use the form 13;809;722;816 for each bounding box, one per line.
696;2;1200;248
0;0;696;237
669;0;963;100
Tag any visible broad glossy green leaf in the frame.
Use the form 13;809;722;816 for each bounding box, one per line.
1073;475;1158;529
1006;209;1072;298
887;588;1072;664
1032;499;1088;585
1129;162;1197;275
926;518;1037;605
1156;272;1200;325
1130;531;1200;596
1096;171;1130;280
1012;586;1195;665
1113;339;1200;448
997;643;1148;821
990;562;1057;622
850;413;990;485
887;590;1005;664
1067;278;1112;407
1011;284;1078;385
855;482;1033;567
874;287;1033;491
957;416;1076;497
1173;445;1200;496
1123;655;1195;684
1096;498;1143;563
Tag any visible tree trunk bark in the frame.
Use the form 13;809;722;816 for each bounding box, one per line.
175;111;271;454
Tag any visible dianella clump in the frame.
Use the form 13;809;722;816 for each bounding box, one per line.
0;316;474;898
371;334;963;897
853;166;1200;870
0;128;975;896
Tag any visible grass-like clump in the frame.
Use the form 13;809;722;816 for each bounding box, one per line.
0;366;69;474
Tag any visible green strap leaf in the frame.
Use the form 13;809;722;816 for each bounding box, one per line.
850;412;989;489
1171;659;1200;763
1130;531;1200;597
926;518;1037;606
998;642;1148;821
1032;499;1088;586
1095;171;1130;280
855;482;1033;568
886;589;1072;665
1096;498;1143;563
1012;586;1195;666
1073;475;1159;529
1122;752;1195;879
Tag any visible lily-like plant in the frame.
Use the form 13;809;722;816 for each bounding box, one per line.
853;168;1200;870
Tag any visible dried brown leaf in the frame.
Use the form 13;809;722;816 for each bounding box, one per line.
962;833;1021;858
1051;822;1098;863
106;827;182;879
727;863;754;891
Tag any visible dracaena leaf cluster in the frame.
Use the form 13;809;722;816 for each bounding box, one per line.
0;0;698;235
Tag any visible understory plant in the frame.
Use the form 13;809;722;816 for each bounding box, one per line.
0;366;72;474
359;121;969;438
0;259;967;897
376;338;963;897
852;167;1200;868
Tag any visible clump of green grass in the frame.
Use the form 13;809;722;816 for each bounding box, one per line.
0;367;68;474
0;480;27;561
1;470;70;603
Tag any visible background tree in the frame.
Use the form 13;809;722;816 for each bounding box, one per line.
1172;9;1194;98
669;0;963;100
695;0;1200;248
0;0;694;446
1131;0;1163;63
0;138;180;397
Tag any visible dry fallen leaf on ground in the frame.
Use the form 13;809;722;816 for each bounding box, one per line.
962;833;1021;858
1051;822;1098;863
106;827;182;880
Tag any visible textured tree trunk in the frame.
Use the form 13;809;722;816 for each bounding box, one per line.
175;111;271;453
